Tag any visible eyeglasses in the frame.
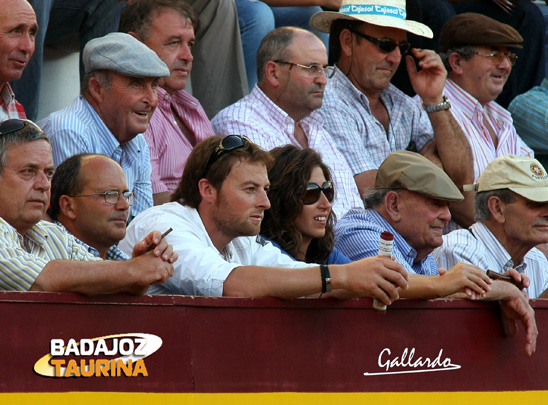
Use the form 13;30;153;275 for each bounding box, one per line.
274;61;335;78
202;135;250;178
302;181;334;205
473;50;518;66
0;118;44;135
70;190;135;206
351;30;411;56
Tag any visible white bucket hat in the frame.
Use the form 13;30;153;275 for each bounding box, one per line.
310;0;433;38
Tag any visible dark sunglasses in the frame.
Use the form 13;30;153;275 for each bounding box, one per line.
0;118;44;135
351;29;411;56
302;181;334;205
202;135;250;178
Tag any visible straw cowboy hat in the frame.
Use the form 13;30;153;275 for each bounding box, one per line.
310;0;433;38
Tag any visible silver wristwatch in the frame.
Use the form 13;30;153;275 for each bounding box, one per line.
423;95;451;113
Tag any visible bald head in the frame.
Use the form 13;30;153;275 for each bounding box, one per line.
52;154;130;258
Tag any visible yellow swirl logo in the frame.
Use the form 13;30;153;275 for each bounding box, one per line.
34;333;162;378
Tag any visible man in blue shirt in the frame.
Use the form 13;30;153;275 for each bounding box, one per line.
39;32;170;218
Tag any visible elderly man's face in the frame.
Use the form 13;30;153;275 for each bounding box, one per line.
500;193;548;249
274;31;328;121
0;0;37;85
392;190;451;261
0;140;54;235
346;24;407;96
63;156;130;254
141;9;194;95
96;72;159;143
455;46;512;106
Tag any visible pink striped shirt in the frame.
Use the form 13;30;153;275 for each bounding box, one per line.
144;87;214;194
445;79;533;181
0;84;26;122
443;79;533;232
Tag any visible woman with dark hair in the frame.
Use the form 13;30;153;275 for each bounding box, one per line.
261;145;350;265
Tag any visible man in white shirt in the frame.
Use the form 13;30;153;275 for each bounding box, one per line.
433;155;548;299
119;135;409;301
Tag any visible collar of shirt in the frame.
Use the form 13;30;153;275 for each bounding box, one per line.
367;209;420;263
0;216;49;250
251;85;324;137
470;221;527;273
157;86;201;111
541;77;548;93
445;78;511;124
0;83;15;107
54;220;101;258
330;64;399;113
80;95;143;163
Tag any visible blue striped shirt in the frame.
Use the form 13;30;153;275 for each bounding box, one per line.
432;222;548;299
0;218;101;291
39;96;153;218
334;209;439;276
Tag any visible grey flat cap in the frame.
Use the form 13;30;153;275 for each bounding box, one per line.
83;32;169;78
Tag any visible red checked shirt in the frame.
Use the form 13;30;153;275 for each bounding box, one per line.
144;87;214;194
0;83;26;122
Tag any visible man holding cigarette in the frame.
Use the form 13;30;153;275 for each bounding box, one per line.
119;135;409;302
0;119;177;295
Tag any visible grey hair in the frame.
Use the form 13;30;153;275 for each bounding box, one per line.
440;45;477;72
363;188;401;209
0;120;50;175
81;70;112;96
474;189;515;221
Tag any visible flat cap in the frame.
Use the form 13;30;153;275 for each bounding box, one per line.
464;155;548;202
83;32;169;77
440;13;523;52
375;150;463;201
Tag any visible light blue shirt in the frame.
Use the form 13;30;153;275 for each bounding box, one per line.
39;96;153;218
334;208;439;276
432;222;548;299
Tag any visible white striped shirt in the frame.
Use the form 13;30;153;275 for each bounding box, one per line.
212;85;363;219
39;96;153;218
0;218;101;291
144;87;214;194
432;222;548;299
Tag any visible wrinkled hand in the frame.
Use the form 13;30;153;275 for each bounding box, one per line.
504;268;530;295
343;256;408;305
499;287;537;356
439;263;492;298
406;49;447;105
132;230;178;264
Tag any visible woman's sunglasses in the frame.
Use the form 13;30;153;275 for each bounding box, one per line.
302;181;334;205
